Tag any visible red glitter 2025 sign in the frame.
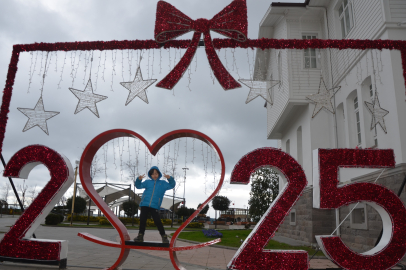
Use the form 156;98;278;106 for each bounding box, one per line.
1;134;406;270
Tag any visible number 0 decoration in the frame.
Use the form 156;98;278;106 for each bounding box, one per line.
0;145;74;266
78;129;225;270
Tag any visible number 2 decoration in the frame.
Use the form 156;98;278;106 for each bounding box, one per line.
1;141;406;270
0;145;74;267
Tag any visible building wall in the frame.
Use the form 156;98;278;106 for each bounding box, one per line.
266;18;291;136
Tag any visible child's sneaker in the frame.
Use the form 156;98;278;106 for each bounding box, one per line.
161;234;169;244
134;233;144;242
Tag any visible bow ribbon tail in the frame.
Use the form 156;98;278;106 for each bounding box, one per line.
203;32;241;90
156;32;201;90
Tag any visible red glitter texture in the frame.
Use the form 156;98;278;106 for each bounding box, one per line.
154;0;247;90
228;147;308;270
0;145;69;261
317;149;406;270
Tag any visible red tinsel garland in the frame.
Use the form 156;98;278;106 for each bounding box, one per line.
1;38;406;155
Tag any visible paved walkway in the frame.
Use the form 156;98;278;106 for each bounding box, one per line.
0;216;345;269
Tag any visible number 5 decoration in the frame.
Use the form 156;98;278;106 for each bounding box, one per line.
0;145;74;267
313;149;406;269
227;147;309;270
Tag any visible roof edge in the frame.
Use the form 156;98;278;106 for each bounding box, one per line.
271;0;309;7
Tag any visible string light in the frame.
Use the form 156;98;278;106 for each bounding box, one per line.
27;52;34;93
111;50;118;91
94;51;102;92
38;51;44;77
73;51;82;87
57;52;67;89
102;51;107;82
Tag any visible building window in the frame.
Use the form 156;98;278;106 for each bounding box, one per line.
286;139;290;154
290;209;296;226
339;0;354;38
350;203;368;230
354;96;361;145
302;35;317;68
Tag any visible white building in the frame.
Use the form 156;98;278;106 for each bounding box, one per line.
255;0;406;255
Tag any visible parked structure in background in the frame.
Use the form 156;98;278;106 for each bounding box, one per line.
255;0;406;260
219;208;250;223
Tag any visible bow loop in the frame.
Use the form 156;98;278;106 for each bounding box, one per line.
210;0;247;41
155;1;193;43
154;0;247;90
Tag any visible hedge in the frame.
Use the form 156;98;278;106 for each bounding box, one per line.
186;222;204;228
45;214;63;225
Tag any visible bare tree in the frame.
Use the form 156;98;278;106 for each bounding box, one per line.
124;160;138;182
165;157;184;195
27;185;37;205
2;182;11;203
91;154;104;179
18;179;29;207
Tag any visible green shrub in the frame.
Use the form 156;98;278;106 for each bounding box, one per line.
186;222;204;228
146;219;156;227
99;218;111;225
45;214;63;225
162;219;172;225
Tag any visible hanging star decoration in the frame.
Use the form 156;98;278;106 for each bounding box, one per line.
69;79;108;118
306;77;341;118
364;92;389;133
120;67;156;105
239;79;280;105
17;97;59;135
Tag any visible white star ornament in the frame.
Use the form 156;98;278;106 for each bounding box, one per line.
120;67;156;105
306;78;341;118
239;79;280;105
17;97;60;135
364;94;389;133
69;79;108;118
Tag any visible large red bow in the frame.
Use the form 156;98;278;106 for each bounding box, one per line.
155;0;247;90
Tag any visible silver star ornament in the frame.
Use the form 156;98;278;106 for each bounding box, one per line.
364;94;389;133
120;67;156;105
17;97;60;135
239;79;280;105
69;79;107;118
306;77;341;118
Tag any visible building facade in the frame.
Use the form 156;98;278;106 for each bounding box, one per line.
255;0;406;258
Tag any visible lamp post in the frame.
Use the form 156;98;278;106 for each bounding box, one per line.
182;168;189;207
70;160;79;226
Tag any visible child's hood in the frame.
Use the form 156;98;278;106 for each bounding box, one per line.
148;166;162;180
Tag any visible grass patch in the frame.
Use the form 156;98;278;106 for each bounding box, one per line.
172;229;324;256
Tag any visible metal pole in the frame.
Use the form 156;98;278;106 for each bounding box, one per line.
171;189;175;228
70;161;79;226
182;168;189;207
132;185;135;226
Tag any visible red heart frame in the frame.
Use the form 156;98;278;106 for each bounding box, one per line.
78;129;225;270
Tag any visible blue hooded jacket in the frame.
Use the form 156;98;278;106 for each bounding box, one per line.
135;166;176;210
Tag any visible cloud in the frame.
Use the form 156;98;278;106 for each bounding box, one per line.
0;0;300;213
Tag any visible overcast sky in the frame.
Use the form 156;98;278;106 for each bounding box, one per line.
0;0;301;218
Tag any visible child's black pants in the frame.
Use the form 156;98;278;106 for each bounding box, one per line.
139;206;166;235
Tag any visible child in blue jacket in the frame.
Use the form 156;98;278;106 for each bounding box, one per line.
134;166;176;243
